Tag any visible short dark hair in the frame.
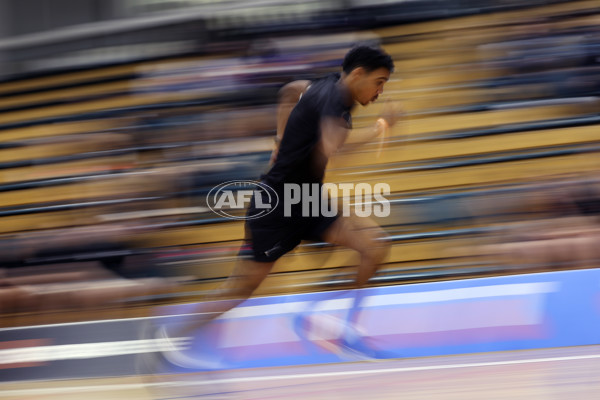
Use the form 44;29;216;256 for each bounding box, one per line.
342;45;394;74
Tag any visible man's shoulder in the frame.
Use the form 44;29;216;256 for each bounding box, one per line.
309;73;339;92
278;80;311;103
303;73;342;105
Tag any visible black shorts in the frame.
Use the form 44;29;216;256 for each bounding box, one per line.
241;191;338;263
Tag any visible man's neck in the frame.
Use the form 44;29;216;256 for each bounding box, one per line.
337;73;355;108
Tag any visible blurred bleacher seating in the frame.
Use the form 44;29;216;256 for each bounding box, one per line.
1;0;599;327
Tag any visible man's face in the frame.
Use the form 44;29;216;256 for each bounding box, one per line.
352;67;391;106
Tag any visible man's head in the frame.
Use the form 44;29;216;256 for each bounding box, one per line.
342;45;394;106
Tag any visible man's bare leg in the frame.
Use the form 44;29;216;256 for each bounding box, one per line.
321;214;389;287
319;215;390;357
172;258;274;337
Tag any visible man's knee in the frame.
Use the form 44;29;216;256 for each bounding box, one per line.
322;215;390;264
355;221;389;261
363;236;390;265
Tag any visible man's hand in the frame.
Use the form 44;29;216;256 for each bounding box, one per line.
379;100;405;127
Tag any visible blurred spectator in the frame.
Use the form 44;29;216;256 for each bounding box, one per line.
470;175;600;271
480;20;600;102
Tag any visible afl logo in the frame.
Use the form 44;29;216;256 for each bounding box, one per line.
207;180;279;220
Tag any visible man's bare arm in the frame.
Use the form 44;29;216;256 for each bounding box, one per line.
270;80;311;164
319;116;350;159
341;101;405;154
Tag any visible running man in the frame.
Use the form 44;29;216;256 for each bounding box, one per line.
159;45;403;366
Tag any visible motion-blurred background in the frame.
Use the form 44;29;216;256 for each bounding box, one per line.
0;0;599;327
